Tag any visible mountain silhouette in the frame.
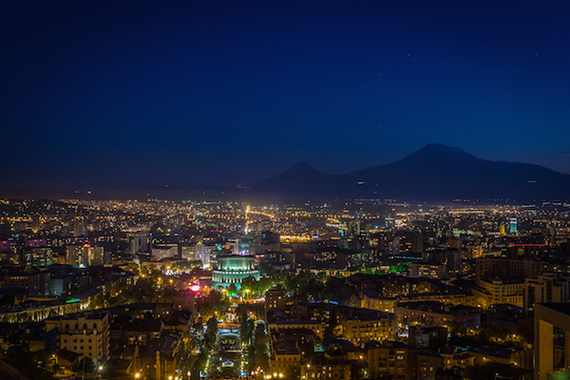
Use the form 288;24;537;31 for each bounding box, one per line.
248;161;340;198
245;144;570;201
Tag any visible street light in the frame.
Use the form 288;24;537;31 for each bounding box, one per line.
134;373;141;379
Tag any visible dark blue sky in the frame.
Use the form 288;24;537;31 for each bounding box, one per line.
2;0;570;191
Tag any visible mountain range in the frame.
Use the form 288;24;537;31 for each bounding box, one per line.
244;144;570;202
2;144;569;202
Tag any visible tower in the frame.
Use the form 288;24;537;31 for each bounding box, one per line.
509;218;518;234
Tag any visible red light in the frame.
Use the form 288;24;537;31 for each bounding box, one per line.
190;284;200;292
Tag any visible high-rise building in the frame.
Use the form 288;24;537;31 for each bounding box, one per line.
73;219;87;237
475;257;543;283
180;244;197;261
195;242;208;268
20;247;53;267
509;218;518;234
66;244;104;267
396;230;424;253
128;232;149;255
524;272;570;315
422;249;462;275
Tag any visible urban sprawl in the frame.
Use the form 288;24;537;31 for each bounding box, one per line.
1;197;570;380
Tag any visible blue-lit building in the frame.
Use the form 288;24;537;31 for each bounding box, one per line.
509;218;518;234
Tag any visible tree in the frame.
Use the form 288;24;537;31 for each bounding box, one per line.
236;303;250;323
254;323;269;371
247;345;256;372
125;262;139;273
195;290;230;317
162;286;179;303
91;293;105;309
75;357;95;373
324;322;343;339
351;360;365;380
284;365;300;380
172;260;196;272
322;277;360;307
193;316;203;334
241;318;255;345
191;344;208;379
204;317;218;347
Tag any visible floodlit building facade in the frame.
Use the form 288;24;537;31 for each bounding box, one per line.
46;311;110;365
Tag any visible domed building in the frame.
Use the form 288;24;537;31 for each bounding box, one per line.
212;255;260;287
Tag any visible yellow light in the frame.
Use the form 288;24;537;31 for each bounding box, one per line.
135;373;140;379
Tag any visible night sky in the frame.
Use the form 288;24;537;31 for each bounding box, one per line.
2;0;570;191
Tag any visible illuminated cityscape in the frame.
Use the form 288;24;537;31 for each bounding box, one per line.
3;1;570;380
0;197;569;379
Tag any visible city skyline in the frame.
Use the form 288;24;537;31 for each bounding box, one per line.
0;196;568;379
2;1;570;192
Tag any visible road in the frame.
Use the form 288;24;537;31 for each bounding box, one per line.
207;324;246;379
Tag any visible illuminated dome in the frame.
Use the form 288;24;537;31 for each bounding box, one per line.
212;255;260;286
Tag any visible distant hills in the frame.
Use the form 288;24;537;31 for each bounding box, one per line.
2;144;569;203
245;144;570;202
